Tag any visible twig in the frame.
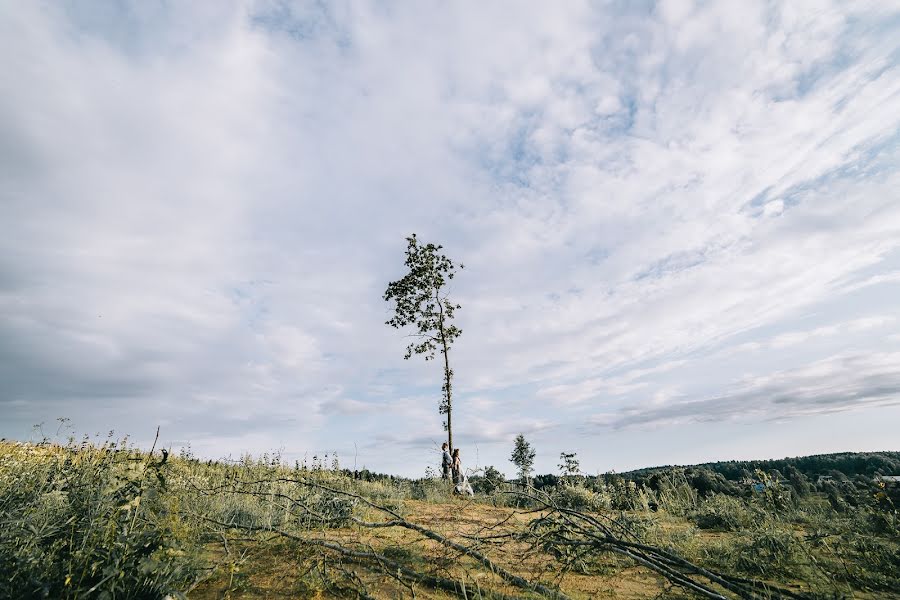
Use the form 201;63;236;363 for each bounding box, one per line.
193;514;527;600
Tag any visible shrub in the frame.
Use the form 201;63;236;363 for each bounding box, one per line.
651;471;700;515
691;494;761;531
0;440;197;599
608;479;651;511
728;528;805;577
687;468;741;497
470;465;505;495
847;535;900;590
551;484;609;511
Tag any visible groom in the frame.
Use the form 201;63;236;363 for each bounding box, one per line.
441;442;452;480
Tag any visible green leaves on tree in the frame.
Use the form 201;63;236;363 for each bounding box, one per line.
383;234;463;451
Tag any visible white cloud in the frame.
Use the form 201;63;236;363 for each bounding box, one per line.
1;1;899;475
768;316;894;349
603;352;900;429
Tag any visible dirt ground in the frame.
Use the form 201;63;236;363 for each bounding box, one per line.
190;499;676;599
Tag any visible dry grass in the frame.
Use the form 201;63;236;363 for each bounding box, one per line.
190;499;676;600
4;439;897;599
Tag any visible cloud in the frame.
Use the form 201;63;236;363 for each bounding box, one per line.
838;271;900;295
319;397;374;416
1;1;899;474
730;315;895;352
600;352;900;429
535;360;688;406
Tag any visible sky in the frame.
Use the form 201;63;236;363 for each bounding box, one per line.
1;1;899;478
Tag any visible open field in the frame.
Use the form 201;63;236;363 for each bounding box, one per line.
2;438;898;599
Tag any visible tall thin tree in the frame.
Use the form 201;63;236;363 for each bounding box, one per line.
384;234;463;452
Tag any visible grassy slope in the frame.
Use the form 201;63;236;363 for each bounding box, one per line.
188;495;896;600
190;499;681;600
2;440;898;599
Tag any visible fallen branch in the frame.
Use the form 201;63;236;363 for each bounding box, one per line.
194;514;528;600
513;489;814;600
213;476;572;599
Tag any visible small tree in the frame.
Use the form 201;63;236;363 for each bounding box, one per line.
558;452;581;484
384;234;463;452
510;434;536;485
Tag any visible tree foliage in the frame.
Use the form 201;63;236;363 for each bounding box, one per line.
510;434;536;484
626;452;900;483
383;234;463;450
558;452;580;477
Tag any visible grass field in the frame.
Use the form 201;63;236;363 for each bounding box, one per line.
2;437;898;599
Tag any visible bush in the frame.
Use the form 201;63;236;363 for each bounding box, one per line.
607;479;651;511
728;528;805;577
470;466;505;495
691;494;761;531
650;471;700;515
551;484;610;512
847;535;900;590
687;468;741;497
0;440;197;599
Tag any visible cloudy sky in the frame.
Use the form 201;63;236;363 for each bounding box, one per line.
2;1;899;477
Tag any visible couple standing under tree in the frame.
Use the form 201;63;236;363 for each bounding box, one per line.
441;443;460;481
441;443;471;488
442;443;474;495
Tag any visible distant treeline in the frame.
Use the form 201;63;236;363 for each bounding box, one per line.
496;451;900;512
191;450;900;491
346;451;900;491
621;451;900;482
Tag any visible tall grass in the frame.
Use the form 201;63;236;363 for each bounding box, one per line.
2;437;898;598
0;438;196;599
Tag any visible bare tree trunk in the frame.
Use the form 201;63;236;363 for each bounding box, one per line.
437;289;453;454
